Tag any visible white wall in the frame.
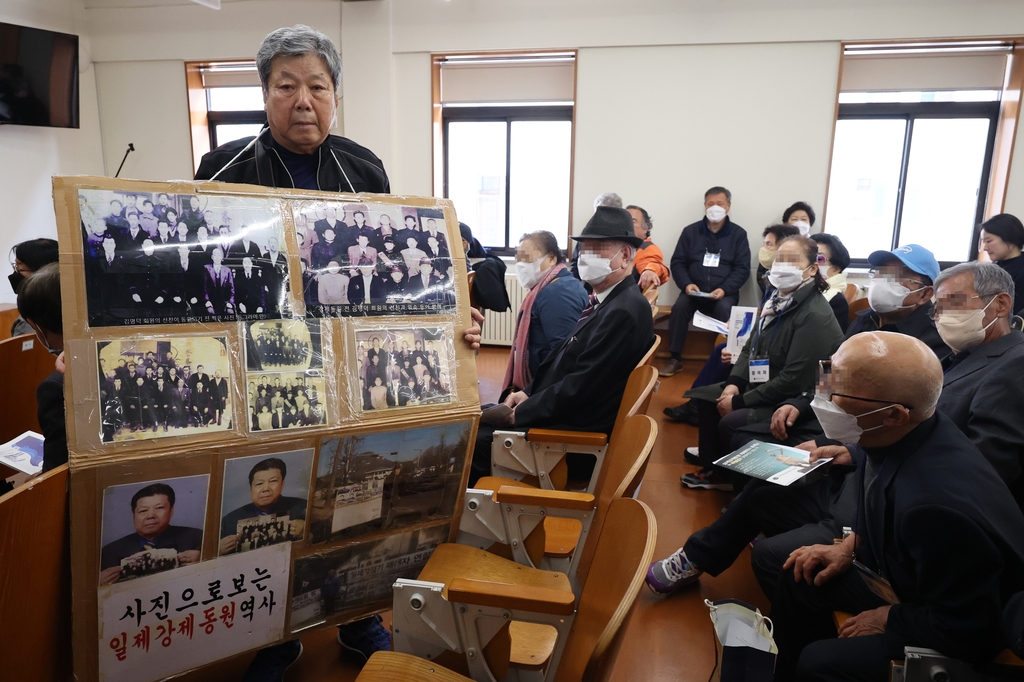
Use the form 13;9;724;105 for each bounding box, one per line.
0;0;105;304
85;0;342;179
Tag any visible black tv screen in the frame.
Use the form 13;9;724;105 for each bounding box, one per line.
0;22;79;128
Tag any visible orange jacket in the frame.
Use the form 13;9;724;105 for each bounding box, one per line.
635;238;669;285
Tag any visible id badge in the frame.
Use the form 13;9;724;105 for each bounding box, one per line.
853;560;900;605
703;252;721;268
749;358;770;383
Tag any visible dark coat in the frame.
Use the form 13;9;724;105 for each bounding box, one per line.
471;254;511;312
37;371;67;472
525;269;589;377
348;273;387;305
670;217;751;297
195;132;390;195
514;276;655;434
687;283;844;422
846;301;950;362
100;525;204;570
203;264;235;315
235;270;266;315
851;413;1024;662
938;331;1024;505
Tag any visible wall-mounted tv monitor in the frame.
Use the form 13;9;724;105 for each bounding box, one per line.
0;22;79;128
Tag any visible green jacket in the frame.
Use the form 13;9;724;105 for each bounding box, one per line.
686;283;844;423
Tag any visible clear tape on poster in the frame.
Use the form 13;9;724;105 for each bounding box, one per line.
343;321;459;421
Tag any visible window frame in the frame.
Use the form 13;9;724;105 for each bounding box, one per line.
206;109;268;150
442;104;574;255
833;99;1000;266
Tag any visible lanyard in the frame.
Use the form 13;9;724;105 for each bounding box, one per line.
748;288;780;357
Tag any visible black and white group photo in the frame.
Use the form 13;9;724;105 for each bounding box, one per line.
245;319;323;372
78;189;290;326
97;337;233;443
289;524;449;629
247;371;328;432
292;201;457;316
352;327;454;412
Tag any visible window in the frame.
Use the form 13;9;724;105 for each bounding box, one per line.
185;61;267;172
206;83;266;149
444;107;573;252
825;94;999;263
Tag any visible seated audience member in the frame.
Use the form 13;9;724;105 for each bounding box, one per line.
503;230;589;398
625;205;669;291
16;263;67;471
979;213;1024;315
681;236;843;491
846;244;950;361
570;193;624;280
469;207;655;485
8;238;59;336
755;223;802;294
769;332;1024;682
464;222;511;313
783;200;816;237
100;482;203;586
931;262;1024;505
809;233;851;332
660;187;750;378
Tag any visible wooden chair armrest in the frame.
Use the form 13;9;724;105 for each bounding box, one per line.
494;485;595;511
833;611;853;630
448;578;575;616
525;429;607;447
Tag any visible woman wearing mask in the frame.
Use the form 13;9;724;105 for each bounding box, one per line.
501;230;589;399
755;224;802;294
809;233;852;332
8;238;59;337
783;201;816;237
681;236;844;491
979;213;1024;315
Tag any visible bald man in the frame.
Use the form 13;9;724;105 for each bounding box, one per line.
769;332;1024;682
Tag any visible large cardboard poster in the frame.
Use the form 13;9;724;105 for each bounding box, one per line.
54;177;481;682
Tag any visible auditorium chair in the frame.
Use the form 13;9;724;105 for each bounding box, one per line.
0;333;58;443
390;495;657;682
488;363;658;494
460;415;657;597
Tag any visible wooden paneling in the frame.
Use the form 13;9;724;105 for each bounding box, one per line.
0;333;55;442
986;45;1024;218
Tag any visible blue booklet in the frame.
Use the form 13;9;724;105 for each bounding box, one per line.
713;440;831;486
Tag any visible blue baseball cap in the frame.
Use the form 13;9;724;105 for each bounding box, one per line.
867;244;940;284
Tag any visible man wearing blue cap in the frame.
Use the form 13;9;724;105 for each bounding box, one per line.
845;244;949;361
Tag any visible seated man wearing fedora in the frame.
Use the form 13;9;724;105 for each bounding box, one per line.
469;206;656;485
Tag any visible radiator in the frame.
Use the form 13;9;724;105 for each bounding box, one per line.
481;273;525;346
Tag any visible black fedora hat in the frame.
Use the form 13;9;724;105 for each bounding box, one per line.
570;206;643;248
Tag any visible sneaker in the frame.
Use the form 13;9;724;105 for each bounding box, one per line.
241;638;303;682
684;446;700;465
663;401;700;425
646;548;702;594
337;614;392;662
659;358;683;377
680;468;733;491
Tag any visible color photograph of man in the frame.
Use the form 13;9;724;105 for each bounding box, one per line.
219;450;314;555
99;476;208;586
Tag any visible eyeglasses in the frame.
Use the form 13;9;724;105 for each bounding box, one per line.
928;294;993;320
817;360;914;410
867;268;925;287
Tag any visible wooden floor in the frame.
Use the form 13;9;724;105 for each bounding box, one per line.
179;347;767;682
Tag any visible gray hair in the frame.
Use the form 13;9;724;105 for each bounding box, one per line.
593;193;623;211
256;25;342;92
935;261;1015;314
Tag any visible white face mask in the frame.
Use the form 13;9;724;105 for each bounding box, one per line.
867;278;925;314
767;262;807;292
577;251;613;284
810;395;894;444
935;298;997;353
791;220;811;236
706;205;728;223
515;259;546;290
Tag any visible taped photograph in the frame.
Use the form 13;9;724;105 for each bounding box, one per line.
99;474;209;586
246;371;327;432
308;421;471;544
98;337;232;443
79;189;289;327
219;448;315;556
289;524;448;629
353;326;454;412
245;319;323;372
293;201;456;317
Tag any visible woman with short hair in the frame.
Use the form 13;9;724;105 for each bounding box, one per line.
980;213;1024;315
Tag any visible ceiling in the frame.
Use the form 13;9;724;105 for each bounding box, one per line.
82;0;342;9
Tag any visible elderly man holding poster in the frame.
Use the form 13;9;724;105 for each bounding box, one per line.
194;23;485;679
